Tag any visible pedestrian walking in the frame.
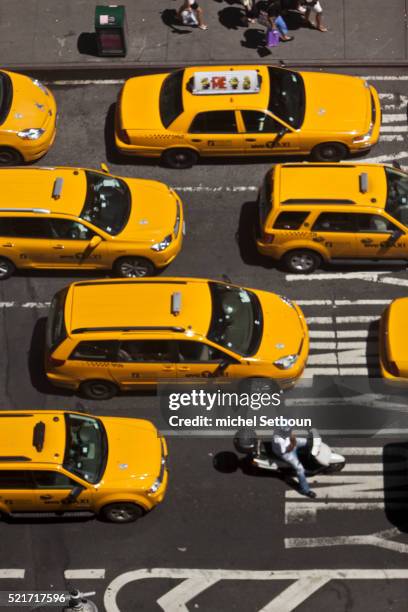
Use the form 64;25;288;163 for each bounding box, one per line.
241;0;256;24
177;0;208;30
257;0;294;43
298;0;327;31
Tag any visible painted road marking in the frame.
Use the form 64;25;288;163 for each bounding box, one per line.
64;569;106;579
286;271;392;282
0;570;25;578
103;568;408;612
286;529;408;555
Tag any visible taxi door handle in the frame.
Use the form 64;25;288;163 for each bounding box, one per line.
178;366;190;371
245;138;256;142
191;139;202;142
361;238;373;244
53;244;65;250
161;365;174;370
2;242;14;247
313;236;325;243
40;495;53;500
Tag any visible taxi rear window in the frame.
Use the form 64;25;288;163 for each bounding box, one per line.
159;70;184;128
0;72;12;126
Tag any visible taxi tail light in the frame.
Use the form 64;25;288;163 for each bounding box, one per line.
263;232;275;244
48;356;66;368
119;129;130;144
388;360;400;377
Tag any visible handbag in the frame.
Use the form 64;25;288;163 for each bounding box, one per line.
266;28;280;47
181;9;198;25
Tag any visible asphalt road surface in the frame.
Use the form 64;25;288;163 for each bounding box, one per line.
1;68;408;612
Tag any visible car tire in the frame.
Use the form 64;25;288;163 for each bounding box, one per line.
0;147;24;166
113;256;156;278
0;257;15;280
162;148;199;169
100;502;145;523
239;377;283;396
282;249;322;274
311;142;348;162
79;380;118;400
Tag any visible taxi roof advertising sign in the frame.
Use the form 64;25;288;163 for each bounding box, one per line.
192;70;260;95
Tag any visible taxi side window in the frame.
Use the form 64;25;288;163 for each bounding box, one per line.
312;213;356;233
49;219;95;241
356;214;399;233
0;470;32;489
117;340;174;363
32;471;77;489
70;341;118;361
189;111;238;134
0;218;52;238
177;340;227;362
273;211;309;230
241;111;281;133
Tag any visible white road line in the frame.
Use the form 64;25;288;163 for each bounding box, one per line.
286;271;389;282
304;366;372;376
381;113;407;123
381;125;408;133
285;528;408;554
336;340;377;350
46;79;125;86
0;570;25;578
309;341;337;349
333;299;390;305
380;135;404;142
335;315;379;323
363;75;408;80
342;462;402;472
173;185;258;192
306;316;333;324
309;330;336;338
303;367;341;376
296;299;333;305
337;329;378;338
380;277;408;287
364;151;408;164
259;577;330;612
335;447;404;455
64;569;106;579
157;576;218;612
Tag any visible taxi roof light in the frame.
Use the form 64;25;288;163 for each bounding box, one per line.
33;421;45;453
191;70;261;95
359;172;368;194
52;177;64;200
171;292;182;316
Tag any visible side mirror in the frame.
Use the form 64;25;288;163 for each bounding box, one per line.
222;274;232;283
89;235;102;249
393;160;402;170
278;126;288;137
63;485;85;504
100;162;109;174
389;229;404;243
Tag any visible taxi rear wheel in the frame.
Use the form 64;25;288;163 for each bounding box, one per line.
100;503;145;523
282;250;322;273
113;256;156;278
311;142;348;162
0;147;24;166
0;257;15;280
162;148;199;169
79;380;118;400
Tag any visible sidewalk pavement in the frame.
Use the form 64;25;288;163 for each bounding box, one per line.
0;0;407;68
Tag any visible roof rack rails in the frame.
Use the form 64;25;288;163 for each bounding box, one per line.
71;325;186;334
282;199;356;205
0;208;50;213
75;280;187;287
0;456;31;462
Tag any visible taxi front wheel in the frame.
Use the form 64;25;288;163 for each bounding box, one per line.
114;256;156;278
311;142;348;162
79;380;118;400
282;250;322;273
162;148;199;169
0;147;24;166
0;257;15;280
100;503;145;523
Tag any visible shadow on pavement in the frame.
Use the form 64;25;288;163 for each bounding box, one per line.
77;32;99;56
383;442;408;534
236;200;276;269
218;6;247;30
161;9;194;34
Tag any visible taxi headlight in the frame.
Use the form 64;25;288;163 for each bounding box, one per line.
151;234;172;251
352;125;373;144
278;295;295;309
17;128;45;140
148;479;162;494
31;78;49;95
273;354;298;370
173;200;181;236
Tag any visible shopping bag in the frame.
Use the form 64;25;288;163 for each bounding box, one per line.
266;29;280;47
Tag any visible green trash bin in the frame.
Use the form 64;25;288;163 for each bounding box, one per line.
95;5;127;57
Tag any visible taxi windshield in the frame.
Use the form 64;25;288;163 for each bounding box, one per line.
267;68;305;129
63;413;108;484
81;171;131;236
159;69;184;128
208;282;263;357
0;72;12;125
385;167;408;227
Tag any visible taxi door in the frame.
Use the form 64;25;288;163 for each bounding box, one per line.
30;470;94;512
47;218;108;269
185;110;246;156
310;212;358;258
108;339;177;388
0;217;54;267
354;213;408;259
175;340;241;379
239;110;300;155
0;469;36;513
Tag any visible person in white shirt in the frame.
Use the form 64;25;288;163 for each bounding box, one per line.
297;0;327;32
272;428;317;497
178;0;208;30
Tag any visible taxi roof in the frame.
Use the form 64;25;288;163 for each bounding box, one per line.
0;167;87;216
67;278;213;338
0;412;66;465
277;163;388;208
182;65;270;111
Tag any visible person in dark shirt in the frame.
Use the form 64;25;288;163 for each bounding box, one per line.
257;0;294;42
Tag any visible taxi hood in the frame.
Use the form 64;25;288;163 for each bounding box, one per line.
4;71;53;130
119;74;166;131
118;179;178;242
301;72;371;133
254;292;306;362
101;417;163;488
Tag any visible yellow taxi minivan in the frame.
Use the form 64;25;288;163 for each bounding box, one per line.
256;162;408;273
115;64;380;168
0;70;57;165
45;277;309;399
379;298;408;382
0;410;168;523
0;165;184;279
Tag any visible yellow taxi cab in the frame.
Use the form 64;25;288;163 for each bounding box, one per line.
0;70;57;165
256;162;408;273
379;298;408;382
0;410;168;523
115;64;381;169
45;277;309;399
0;165;184;279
